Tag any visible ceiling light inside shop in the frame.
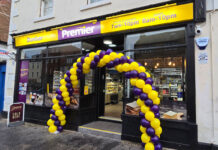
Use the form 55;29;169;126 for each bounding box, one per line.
156;63;159;66
103;40;112;45
154;66;158;69
168;61;172;66
173;63;175;66
144;62;147;66
109;44;117;47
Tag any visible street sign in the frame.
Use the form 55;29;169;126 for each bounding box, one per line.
7;102;25;127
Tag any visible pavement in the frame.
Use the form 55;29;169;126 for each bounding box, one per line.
0;118;175;150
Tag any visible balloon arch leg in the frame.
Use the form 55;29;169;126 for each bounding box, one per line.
47;49;162;150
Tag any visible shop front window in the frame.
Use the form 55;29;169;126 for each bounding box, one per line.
21;47;47;59
84;70;94;95
124;27;187;120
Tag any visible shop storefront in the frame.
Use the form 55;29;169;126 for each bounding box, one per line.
13;1;205;149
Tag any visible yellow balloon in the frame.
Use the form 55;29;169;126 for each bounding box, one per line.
151;118;161;129
47;119;54;126
136;79;145;89
127;56;130;59
64;74;67;78
116;64;123;73
145;111;155;121
60;79;66;85
48;125;57;133
130;62;139;70
63;97;70;102
52;98;59;104
148;91;158;100
62;91;69;98
60;120;66;126
96;50;101;55
145;142;154;150
140;125;146;133
145;72;151;78
55;109;63;116
141;105;150;113
77;57;81;62
98;59;106;67
155;126;162;135
143;84;152;94
52;104;60;111
130;78;138;86
109;52;117;60
117;53;124;58
103;55;111;63
83;69;90;74
60;85;67;92
58;114;66;121
72;80;79;86
85;57;91;64
137;66;146;73
141;133;151;144
136;98;144;106
122;63;130;72
89;52;96;59
70;75;77;81
65;101;70;106
73;63;77;68
83;63;90;70
70;68;77;75
50;114;52;118
153;97;160;105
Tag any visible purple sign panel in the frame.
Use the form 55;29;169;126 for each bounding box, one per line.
58;22;101;40
18;61;29;103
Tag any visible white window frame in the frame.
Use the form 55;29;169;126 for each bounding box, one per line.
80;0;111;11
40;0;53;17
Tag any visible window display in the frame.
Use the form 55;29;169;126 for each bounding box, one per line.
84;70;94;95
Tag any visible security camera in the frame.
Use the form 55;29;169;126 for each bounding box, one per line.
195;25;202;35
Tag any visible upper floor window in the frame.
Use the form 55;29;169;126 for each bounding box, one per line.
88;0;103;4
40;0;53;17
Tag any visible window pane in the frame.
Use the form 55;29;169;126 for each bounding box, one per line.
84;70;94;95
48;42;82;57
126;27;185;50
90;0;103;3
45;57;80;109
43;0;53;16
25;60;45;106
21;47;47;59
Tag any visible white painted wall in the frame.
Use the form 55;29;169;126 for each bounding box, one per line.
11;0;169;34
195;10;218;145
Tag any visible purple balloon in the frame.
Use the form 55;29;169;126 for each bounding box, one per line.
68;88;74;94
94;55;100;62
151;135;159;144
106;49;113;55
127;59;134;64
151;105;160;113
125;72;131;78
77;69;82;75
155;143;162;150
138;62;142;66
120;56;127;63
59;100;65;106
81;56;85;63
51;115;58;121
140;93;148;100
133;87;142;96
106;61;114;68
146;78;153;85
90;61;97;69
152;86;158;92
99;51;105;58
113;58;120;66
57;126;63;132
145;99;153;107
54;120;60;126
50;109;55;115
141;142;145;147
65;77;71;83
86;53;89;57
139;112;145;118
56;94;63;100
138;72;147;80
130;70;138;78
56;89;62;95
66;71;71;77
146;127;155;137
62;105;67;112
155;112;160;118
141;118;150;128
66;83;72;88
77;62;83;69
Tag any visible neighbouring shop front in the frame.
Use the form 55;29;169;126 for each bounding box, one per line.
13;1;206;149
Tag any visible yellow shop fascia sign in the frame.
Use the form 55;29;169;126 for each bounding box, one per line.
15;30;58;47
101;3;193;33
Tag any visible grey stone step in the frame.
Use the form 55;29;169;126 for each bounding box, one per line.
78;121;122;140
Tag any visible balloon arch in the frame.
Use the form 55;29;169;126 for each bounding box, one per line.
47;49;162;150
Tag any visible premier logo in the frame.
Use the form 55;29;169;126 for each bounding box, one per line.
61;26;95;39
